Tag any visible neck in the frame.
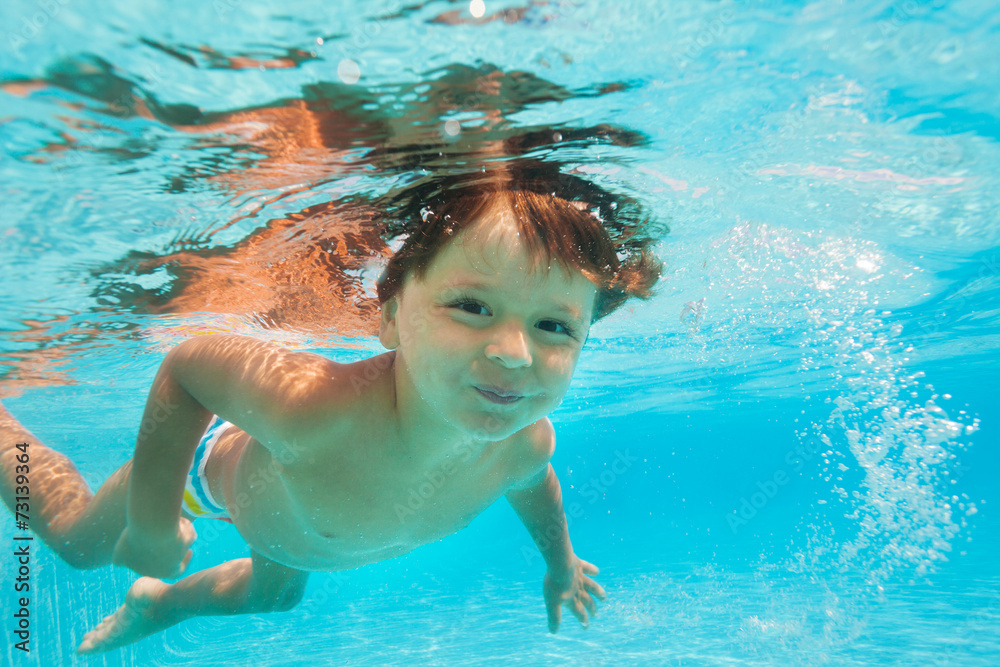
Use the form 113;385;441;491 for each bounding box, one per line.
387;351;494;465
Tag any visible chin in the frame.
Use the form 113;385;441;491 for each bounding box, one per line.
460;413;526;443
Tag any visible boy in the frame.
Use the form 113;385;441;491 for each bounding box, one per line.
1;172;662;653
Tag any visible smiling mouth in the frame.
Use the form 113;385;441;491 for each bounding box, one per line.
475;386;524;405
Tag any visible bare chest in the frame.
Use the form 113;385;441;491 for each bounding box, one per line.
222;448;494;571
284;449;511;547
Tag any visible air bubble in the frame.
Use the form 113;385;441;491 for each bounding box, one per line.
337;59;361;84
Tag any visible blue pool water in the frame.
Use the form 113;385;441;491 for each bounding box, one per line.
2;0;999;664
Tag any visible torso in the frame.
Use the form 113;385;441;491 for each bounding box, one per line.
202;352;532;572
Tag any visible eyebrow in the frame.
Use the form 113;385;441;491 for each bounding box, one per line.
445;281;585;321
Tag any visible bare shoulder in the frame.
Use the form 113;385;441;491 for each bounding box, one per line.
521;416;556;462
278;349;398;455
274;349;395;438
504;417;556;490
171;334;389;454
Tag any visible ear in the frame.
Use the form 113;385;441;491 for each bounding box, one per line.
379;296;400;350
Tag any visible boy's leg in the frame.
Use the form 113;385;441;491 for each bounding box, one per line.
78;548;310;654
0;401;131;568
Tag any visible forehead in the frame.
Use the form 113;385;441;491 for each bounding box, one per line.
428;213;559;279
417;211;597;310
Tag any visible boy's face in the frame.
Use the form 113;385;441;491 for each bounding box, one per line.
380;211;597;442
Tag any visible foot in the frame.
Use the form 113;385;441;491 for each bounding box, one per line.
77;577;174;654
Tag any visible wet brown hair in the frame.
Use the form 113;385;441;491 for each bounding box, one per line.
374;162;665;323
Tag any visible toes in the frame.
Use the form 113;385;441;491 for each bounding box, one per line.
78;632;101;652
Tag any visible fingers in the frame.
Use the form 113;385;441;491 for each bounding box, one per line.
174;549;193;578
569;579;604;628
584;576;607;601
548;592;603;632
581;591;598;618
544;558;607;633
173;519;197;577
546;598;561;633
179;518;197;546
570;598;589;628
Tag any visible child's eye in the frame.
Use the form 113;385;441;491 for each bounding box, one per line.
449;297;577;339
538;320;577;338
452;299;489;316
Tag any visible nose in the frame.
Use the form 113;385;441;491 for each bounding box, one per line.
485;321;532;368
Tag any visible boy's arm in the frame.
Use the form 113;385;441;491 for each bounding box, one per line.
116;334;346;578
505;463;574;570
504;420;606;632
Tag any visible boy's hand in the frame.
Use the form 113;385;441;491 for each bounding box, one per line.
111;519;197;580
543;555;606;633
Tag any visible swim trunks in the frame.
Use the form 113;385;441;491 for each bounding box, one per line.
182;415;233;522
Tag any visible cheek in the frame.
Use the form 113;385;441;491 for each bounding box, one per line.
540;347;580;381
398;305;452;350
406;318;468;379
422;312;479;353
